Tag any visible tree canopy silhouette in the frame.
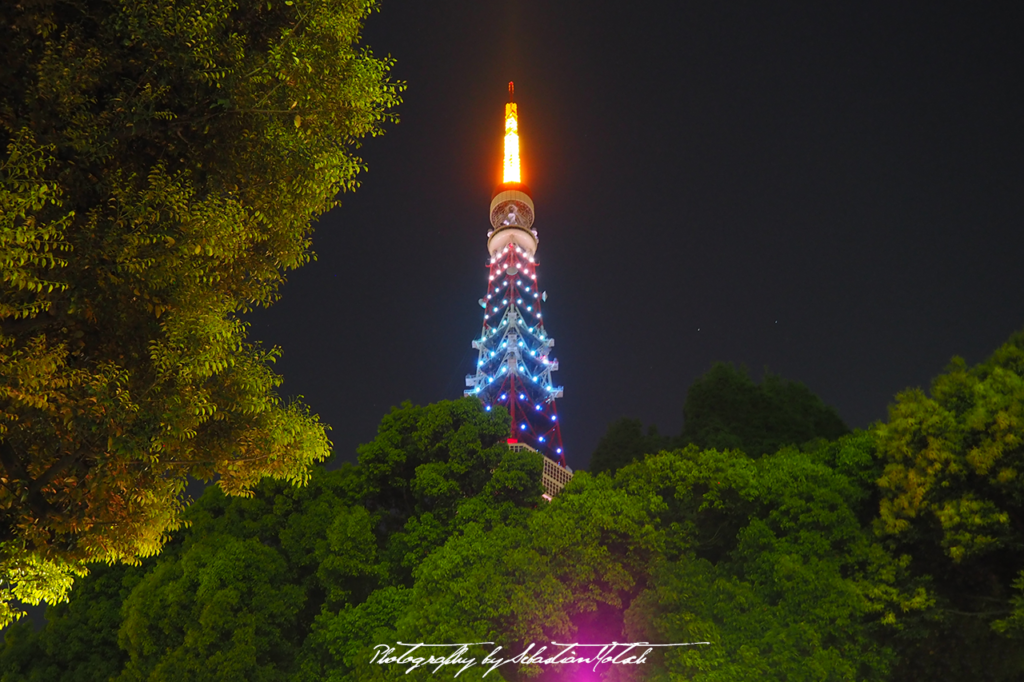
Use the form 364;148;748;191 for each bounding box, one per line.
590;364;848;476
681;363;848;456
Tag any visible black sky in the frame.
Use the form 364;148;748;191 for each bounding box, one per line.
247;1;1024;470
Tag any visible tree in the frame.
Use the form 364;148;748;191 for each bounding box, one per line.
616;445;902;682
0;0;401;624
0;399;544;681
384;442;904;682
95;466;366;682
297;398;547;681
681;363;848;457
22;383;1016;679
113;398;542;682
591;365;847;476
392;471;660;681
873;330;1024;681
589;418;672;476
0;562;142;682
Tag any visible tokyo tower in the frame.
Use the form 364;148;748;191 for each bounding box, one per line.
465;83;569;478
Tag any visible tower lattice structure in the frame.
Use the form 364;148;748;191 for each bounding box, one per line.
465;84;566;467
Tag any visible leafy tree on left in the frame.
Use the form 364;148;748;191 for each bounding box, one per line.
0;0;402;625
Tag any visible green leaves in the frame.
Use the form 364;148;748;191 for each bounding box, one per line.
0;553;86;632
118;536;305;682
681;363;849;457
618;447;896;682
8;322;1024;679
0;0;399;625
6;381;1010;680
875;334;1024;561
870;331;1024;680
0;130;73;321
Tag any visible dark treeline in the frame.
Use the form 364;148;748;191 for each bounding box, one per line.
590;363;850;475
3;332;1024;680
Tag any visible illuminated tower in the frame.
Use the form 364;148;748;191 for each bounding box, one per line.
466;83;568;475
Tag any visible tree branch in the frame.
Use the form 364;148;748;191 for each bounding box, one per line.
28;454;78;497
0;440;52;519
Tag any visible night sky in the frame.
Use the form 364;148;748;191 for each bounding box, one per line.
247;1;1024;471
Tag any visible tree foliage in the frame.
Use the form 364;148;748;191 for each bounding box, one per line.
0;562;142;682
0;0;401;624
0;399;540;681
617;443;903;682
6;330;1024;679
589;418;672;476
297;398;544;681
681;363;848;457
342;439;902;681
873;331;1024;681
591;364;849;476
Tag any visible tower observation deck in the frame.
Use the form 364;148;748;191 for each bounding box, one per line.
465;83;568;472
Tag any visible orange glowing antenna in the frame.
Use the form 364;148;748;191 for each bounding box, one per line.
503;81;521;184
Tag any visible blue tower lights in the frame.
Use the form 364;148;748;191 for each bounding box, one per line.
467;241;565;464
